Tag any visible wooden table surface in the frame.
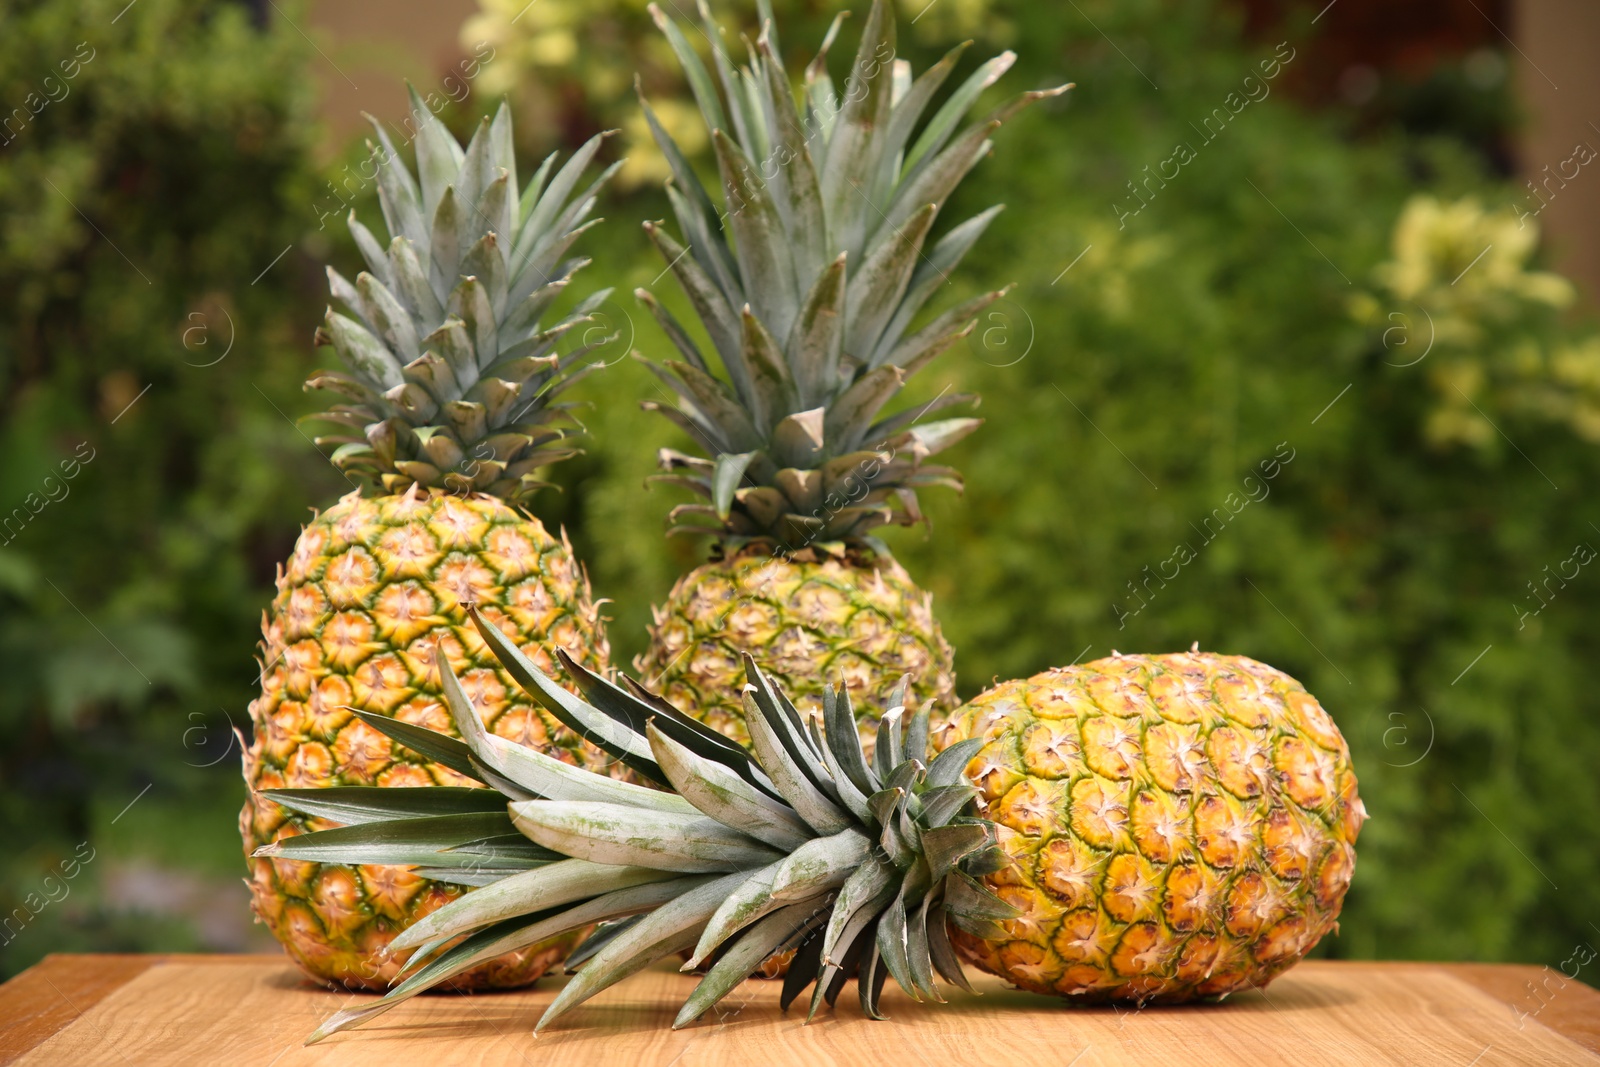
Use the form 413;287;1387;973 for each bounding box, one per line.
2;954;1597;1066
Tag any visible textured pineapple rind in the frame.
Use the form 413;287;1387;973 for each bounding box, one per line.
636;550;955;747
937;652;1365;1004
240;488;611;991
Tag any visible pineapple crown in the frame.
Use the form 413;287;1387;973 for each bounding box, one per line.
309;89;621;504
637;0;1069;552
259;605;1014;1041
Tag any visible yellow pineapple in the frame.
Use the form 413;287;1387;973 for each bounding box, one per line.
264;628;1364;1041
632;0;1066;739
241;94;619;990
644;550;950;747
936;650;1365;1001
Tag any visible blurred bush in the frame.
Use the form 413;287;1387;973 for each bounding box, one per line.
521;0;1600;968
2;0;1597;982
461;0;1010;187
0;0;329;973
1351;194;1600;447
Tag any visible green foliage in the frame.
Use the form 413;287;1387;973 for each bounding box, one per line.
2;0;1597;984
461;0;1010;188
0;0;328;974
544;0;1600;969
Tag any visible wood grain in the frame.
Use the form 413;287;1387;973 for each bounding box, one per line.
0;954;247;1065
3;956;1598;1067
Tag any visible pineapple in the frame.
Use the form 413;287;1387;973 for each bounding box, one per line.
631;0;1068;742
259;612;1362;1043
241;93;620;991
937;650;1365;1001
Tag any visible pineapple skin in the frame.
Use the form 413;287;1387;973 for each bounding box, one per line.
636;548;955;747
240;488;610;991
938;652;1364;1002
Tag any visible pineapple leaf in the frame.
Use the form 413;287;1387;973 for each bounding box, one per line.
683;860;785;968
388;860;674;957
644;223;747;391
487;100;518;201
650;359;764;452
883;288;1005;371
259;786;503;825
824;684;879;795
563;915;646;973
825;366;906;452
713;451;757;519
440;636;691;809
820;0;895;263
920;822;993;884
787;254;848;409
767;827;872;902
427;184;464;299
510;800;784;873
846;202;939;359
874;41;971;205
520;132;610;256
535;872;747;1032
740;688;853;836
858;936;890;1020
648;3;728;137
908;895;943;1002
455;116;497;237
917;783;978;828
467;607;665;783
646;722;812;851
386;237;443;327
675;902;822;1029
871;205;1005;366
715;130;800;342
900;50;1014;183
771;409;827;469
348;212;391;284
875;880;918;1002
322;311;403;392
663;175;744;309
255;812;556;869
635;287;709;373
924;897;976;993
780;922;827;1010
366;118;426;253
756;38;827;285
349;709;482;783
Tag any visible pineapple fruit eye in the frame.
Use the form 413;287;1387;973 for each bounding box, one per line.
940;650;1362;1003
244;96;617;991
634;0;1065;764
263;606;1358;1041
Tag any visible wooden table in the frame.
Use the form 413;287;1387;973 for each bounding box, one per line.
2;954;1597;1065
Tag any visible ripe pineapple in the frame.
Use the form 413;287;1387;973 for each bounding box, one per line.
937;650;1366;1001
259;614;1362;1043
241;93;620;991
631;0;1068;742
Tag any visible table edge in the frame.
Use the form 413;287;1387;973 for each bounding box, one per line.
1;955;1596;1063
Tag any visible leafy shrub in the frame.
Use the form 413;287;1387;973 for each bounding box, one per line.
535;0;1600;966
0;0;326;974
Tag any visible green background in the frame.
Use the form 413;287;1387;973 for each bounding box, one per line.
2;0;1596;979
